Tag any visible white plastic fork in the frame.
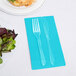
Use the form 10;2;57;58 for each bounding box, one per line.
32;18;46;66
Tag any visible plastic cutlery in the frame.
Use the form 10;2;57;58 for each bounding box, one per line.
32;18;46;66
43;22;54;65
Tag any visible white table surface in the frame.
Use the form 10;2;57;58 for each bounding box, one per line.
0;0;76;76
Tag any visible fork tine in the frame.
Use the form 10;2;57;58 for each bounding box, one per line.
32;18;37;32
36;18;40;32
32;18;40;32
32;18;35;32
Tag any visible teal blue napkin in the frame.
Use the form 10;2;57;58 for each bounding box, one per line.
24;16;66;70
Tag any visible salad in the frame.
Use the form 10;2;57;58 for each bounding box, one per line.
0;28;18;64
8;0;35;7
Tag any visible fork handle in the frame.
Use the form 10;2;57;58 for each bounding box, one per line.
38;37;46;66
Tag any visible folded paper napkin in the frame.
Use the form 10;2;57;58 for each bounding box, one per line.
24;16;66;70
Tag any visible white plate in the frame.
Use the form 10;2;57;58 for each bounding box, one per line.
0;0;45;15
